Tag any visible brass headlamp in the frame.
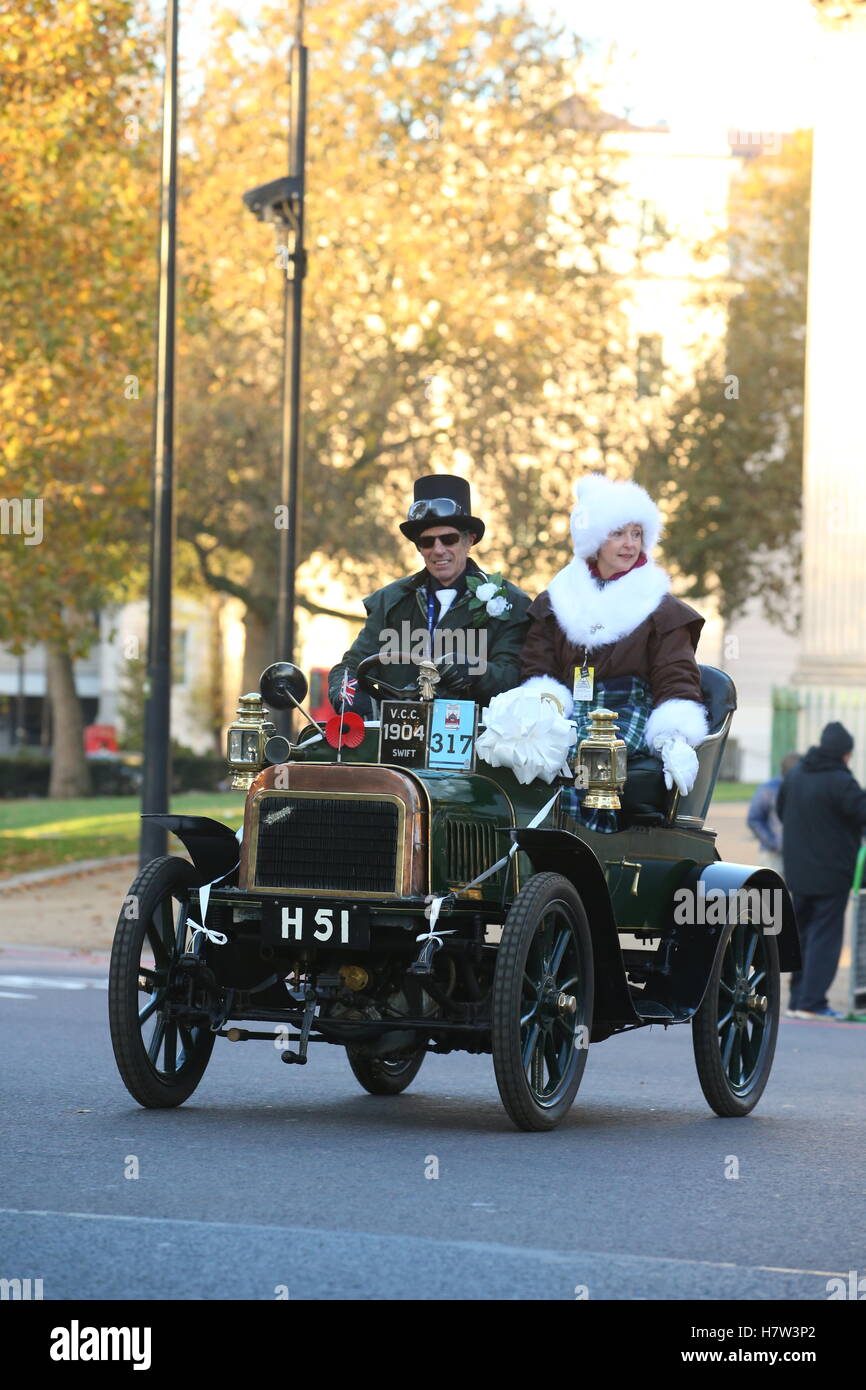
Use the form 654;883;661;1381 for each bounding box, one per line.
576;707;628;810
227;693;276;790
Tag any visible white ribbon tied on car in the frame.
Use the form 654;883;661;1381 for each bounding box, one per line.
475;689;574;785
655;737;699;796
418;787;562;945
186;825;243;948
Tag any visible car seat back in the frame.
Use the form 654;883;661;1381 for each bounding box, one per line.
667;665;737;825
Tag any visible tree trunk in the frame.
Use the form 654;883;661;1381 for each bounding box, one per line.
241;606;273;694
47;644;92;798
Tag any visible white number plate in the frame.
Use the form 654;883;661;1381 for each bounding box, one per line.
262;901;371;949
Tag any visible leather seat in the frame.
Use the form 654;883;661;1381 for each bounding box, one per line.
699;665;738;737
619;666;738;828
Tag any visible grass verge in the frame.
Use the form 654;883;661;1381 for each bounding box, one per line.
0;793;245;879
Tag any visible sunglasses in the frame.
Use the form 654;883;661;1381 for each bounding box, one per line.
417;531;463;550
407;498;464;521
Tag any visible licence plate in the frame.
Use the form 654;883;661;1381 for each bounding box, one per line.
262;901;371;950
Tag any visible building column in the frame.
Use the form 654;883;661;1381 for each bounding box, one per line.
795;1;866;685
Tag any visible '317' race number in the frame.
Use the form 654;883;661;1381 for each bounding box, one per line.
430;731;473;755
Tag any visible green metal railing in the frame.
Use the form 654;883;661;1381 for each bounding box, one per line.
772;686;866;783
770;688;801;777
851;846;866;1015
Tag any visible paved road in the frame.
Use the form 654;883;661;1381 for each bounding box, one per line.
1;947;864;1301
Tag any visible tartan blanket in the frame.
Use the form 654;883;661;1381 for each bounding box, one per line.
561;676;654;833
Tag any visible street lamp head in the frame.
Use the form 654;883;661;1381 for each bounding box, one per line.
242;176;302;226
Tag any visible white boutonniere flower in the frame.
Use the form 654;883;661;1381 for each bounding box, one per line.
466;573;512;626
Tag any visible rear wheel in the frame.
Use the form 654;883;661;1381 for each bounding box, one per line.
109;856;216;1108
692;916;780;1117
346;1047;426;1095
492;872;594;1132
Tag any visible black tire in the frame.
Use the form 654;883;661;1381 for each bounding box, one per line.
492;872;594;1132
109;856;216;1108
692;915;780;1117
345;1046;426;1096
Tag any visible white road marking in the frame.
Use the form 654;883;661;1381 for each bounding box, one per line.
0;990;36;999
0;1208;846;1279
0;975;107;991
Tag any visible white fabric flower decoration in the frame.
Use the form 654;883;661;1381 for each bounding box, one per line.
476;689;574;785
475;581;497;601
485;595;508;617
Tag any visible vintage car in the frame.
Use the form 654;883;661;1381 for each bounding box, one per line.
108;658;800;1132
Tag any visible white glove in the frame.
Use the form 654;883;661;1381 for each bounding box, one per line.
476;690;574;785
656;737;699;795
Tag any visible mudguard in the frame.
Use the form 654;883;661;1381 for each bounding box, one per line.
513;828;641;1033
141;814;240;886
644;861;802;1020
695;862;800;973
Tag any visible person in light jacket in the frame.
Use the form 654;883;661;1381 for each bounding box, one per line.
747;753;800;874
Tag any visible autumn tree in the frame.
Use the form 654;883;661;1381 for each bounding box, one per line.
0;0;159;793
175;0;635;678
635;131;811;629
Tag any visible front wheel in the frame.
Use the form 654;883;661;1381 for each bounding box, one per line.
345;1047;426;1095
492;872;594;1132
692;916;780;1117
109;856;216;1108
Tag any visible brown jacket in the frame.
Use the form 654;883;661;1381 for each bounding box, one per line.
521;589;704;708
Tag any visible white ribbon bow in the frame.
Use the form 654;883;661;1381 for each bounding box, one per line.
186;825;243;949
417;788;562;945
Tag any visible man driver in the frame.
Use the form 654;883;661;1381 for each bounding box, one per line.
328;475;531;715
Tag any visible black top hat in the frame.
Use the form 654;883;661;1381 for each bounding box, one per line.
399;474;485;542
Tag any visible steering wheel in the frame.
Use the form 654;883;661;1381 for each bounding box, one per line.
355;652;427;703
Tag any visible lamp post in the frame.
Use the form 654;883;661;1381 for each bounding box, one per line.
140;0;179;866
243;9;308;691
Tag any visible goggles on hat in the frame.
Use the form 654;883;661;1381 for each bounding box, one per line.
407;497;465;522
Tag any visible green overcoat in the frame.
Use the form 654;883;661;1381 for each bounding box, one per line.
328;558;531;709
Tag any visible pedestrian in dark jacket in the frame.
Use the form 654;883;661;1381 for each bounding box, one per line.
777;722;866;1019
328;475;531;715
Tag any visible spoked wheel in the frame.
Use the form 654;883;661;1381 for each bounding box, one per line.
692;915;780;1117
346;1046;426;1096
492;872;594;1132
109;856;216;1108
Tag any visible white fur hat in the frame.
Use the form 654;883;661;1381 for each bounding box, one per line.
569;473;663;559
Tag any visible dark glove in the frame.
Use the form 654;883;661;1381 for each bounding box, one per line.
333;690;375;717
435;661;475;698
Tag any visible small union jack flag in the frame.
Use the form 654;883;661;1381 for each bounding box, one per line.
340;673;358;708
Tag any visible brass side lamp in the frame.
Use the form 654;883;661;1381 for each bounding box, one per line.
227;693;276;790
576;707;628;810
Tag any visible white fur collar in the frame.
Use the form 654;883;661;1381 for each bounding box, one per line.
546;556;671;650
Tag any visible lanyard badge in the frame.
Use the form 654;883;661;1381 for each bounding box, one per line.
572;665;595;703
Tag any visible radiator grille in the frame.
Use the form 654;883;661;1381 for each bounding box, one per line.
253;795;400;893
445;818;501;887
